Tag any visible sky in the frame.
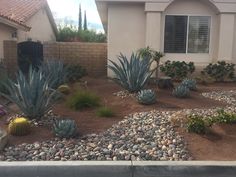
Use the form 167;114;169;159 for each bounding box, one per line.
47;0;102;29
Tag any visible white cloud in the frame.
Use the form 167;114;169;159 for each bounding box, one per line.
47;0;102;25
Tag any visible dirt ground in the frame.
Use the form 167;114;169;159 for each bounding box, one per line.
1;77;236;160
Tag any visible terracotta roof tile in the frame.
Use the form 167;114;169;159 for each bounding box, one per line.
0;0;48;28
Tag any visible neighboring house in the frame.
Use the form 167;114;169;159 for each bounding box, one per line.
0;0;57;59
96;0;236;76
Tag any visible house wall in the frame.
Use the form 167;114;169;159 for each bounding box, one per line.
233;14;236;64
107;3;146;76
18;8;56;43
0;24;15;59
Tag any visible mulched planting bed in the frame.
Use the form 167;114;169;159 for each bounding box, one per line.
0;77;236;161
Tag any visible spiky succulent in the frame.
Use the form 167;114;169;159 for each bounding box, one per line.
173;85;190;98
1;67;57;120
137;89;157;105
108;53;154;93
53;119;77;138
181;78;197;91
8;117;31;136
42;60;68;89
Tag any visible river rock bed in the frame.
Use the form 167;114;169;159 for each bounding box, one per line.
0;110;190;161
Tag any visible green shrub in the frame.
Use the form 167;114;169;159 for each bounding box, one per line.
66;64;87;82
160;60;195;81
57;26;106;43
108;53;154;93
195;74;215;85
187;115;206;134
181;78;197;91
1;67;57;120
137;89;157;105
172;85;190;98
96;107;115;117
213;109;236;124
202;61;235;82
67;90;100;110
53;119;77;138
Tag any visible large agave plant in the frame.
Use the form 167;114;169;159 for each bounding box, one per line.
42;60;68;89
108;53;154;93
1;67;57;120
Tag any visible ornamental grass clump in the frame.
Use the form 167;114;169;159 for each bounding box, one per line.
96;107;115;118
108;53;154;93
67;90;100;110
1;67;57;120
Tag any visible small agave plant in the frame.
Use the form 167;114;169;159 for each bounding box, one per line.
137;89;157;105
173;85;190;98
181;78;197;91
53;119;77;139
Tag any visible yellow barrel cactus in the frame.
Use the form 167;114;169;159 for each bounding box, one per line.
57;85;71;95
8;117;31;136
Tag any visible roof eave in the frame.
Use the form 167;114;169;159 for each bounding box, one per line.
0;16;30;31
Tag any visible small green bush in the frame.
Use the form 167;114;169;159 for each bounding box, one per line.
187;115;206;134
66;64;87;83
160;60;195;81
202;61;235;82
67;90;100;110
213;109;236;124
96;107;115;117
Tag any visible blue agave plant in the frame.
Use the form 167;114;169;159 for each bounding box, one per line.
108;53;154;93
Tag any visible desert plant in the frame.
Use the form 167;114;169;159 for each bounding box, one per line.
67;90;100;110
66;64;87;82
96;107;115;117
8;117;31;136
173;85;190;98
202;61;235;82
57;84;71;95
137;89;157;105
181;78;197;91
53;119;77;138
213;109;236;124
108;53;154;93
195;74;215;85
138;47;164;79
160;60;195;81
1;67;57;120
42;60;68;89
187;115;206;134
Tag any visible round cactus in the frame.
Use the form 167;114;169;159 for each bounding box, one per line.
53;119;77;138
172;85;190;98
8;117;31;136
137;89;157;105
181;78;197;91
57;85;71;94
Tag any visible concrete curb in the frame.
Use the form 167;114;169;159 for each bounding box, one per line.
0;161;236;177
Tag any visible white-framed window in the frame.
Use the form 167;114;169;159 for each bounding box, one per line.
164;15;211;54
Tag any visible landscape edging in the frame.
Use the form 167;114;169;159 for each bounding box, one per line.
0;161;236;177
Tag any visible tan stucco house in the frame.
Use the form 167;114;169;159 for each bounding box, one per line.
0;0;57;59
96;0;236;76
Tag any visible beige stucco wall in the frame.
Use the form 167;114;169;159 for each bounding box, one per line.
18;8;56;43
107;3;146;76
160;0;219;66
0;23;16;59
233;14;236;64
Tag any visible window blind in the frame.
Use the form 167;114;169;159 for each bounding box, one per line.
164;16;188;53
188;16;211;53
